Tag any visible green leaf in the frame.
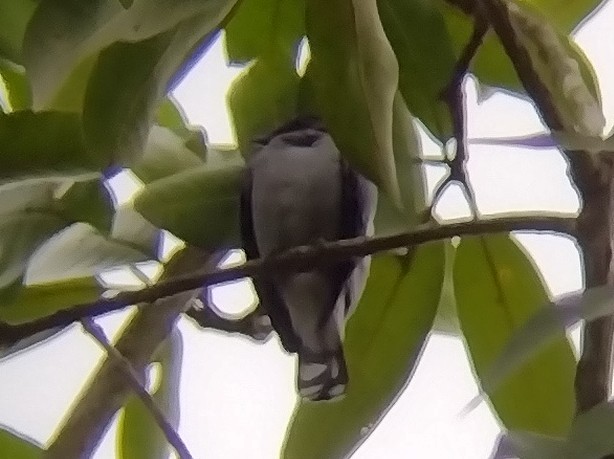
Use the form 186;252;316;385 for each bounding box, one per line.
439;0;603;102
23;0;238;108
0;213;65;296
0;174;116;299
224;0;305;63
57;178;114;233
228;56;300;155
0;111;105;177
0;426;43;459
0;278;100;325
0;0;38;64
479;285;614;404
0;59;31;110
26;223;149;284
134;162;244;248
119;328;183;459
373;95;429;236
154;96;196;140
454;235;576;436
379;0;456;141
391;92;429;223
305;0;401;203
0;220;152;324
283;243;444;459
131;126;205;184
154;96;208;159
82;9;232;166
432;239;460;334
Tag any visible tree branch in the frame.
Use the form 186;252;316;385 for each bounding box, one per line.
80;318;193;459
477;0;614;416
185;300;272;342
44;247;211;459
2;215;576;348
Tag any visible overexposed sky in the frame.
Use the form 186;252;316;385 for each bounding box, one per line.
1;2;614;458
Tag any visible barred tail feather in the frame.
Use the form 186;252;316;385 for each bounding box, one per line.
297;349;349;401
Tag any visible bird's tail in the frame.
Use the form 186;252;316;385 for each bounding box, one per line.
297;349;349;401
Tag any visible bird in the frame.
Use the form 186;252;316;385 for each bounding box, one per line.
240;116;377;401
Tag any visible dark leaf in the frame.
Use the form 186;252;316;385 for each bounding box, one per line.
379;0;456;140
0;111;104;177
305;0;401;203
228;55;300;155
224;0;305;63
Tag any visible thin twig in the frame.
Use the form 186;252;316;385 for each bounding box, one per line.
80;318;193;459
0;215;576;347
185;300;272;341
435;17;488;211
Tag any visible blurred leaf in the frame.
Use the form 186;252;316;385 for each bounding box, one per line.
228;56;300;154
480;284;614;404
439;0;604;98
379;0;456;141
454;235;576;435
470;131;614;153
111;206;162;258
567;401;614;457
131;126;205;184
0;426;43;459
23;0;238;108
491;402;614;458
305;0;401;203
119;328;183;459
0;278;100;325
224;0;305;63
0;111;105;177
0;0;38;63
134;162;244;249
26;223;149;284
0;59;31;110
283;243;444;459
490;430;565;459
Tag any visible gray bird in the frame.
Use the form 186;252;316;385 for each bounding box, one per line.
240;117;377;401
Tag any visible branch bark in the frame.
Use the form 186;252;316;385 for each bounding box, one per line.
43;247;211;459
80;318;193;459
1;215;576;348
478;0;614;416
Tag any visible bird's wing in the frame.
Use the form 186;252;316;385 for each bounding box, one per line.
240;161;301;353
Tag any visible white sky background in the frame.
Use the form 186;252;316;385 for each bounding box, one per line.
1;2;614;458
